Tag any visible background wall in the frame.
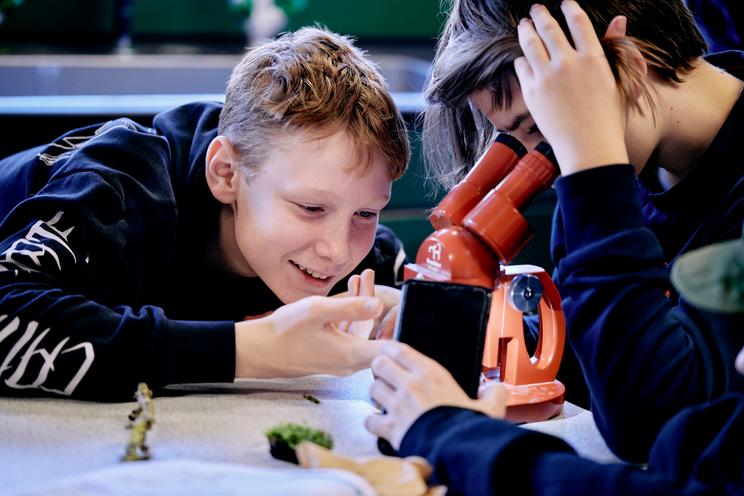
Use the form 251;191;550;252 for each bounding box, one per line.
0;0;557;272
0;0;443;50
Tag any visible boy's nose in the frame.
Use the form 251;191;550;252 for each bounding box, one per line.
315;221;352;266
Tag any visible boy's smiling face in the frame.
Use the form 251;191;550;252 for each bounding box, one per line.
211;129;392;304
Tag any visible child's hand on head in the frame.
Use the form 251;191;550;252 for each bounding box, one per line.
513;1;630;175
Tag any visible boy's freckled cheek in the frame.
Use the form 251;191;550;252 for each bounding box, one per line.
354;227;377;256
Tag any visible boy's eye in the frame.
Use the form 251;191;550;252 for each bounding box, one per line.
357;211;378;219
527;124;540;136
297;204;324;213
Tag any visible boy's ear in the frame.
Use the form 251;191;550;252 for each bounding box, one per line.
604;15;648;102
625;43;649;103
206;136;242;205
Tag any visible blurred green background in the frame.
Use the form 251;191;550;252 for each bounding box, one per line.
0;0;444;50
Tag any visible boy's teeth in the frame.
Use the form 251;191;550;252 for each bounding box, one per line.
295;262;329;280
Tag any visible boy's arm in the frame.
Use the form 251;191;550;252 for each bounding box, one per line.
398;405;726;496
0;124;235;401
513;2;742;462
553;165;741;462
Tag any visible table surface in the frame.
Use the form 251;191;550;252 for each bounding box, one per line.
0;370;618;495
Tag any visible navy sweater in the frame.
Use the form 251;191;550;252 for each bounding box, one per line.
550;51;744;463
0;102;406;401
399;394;744;495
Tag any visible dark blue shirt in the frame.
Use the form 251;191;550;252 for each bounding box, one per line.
399;394;744;495
0;102;406;401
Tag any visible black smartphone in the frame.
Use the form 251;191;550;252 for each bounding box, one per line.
377;279;492;456
394;279;491;397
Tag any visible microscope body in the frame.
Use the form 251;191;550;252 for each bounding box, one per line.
401;134;566;423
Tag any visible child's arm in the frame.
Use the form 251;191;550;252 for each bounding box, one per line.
551;166;741;463
234;295;384;378
0;118;235;401
514;3;742;462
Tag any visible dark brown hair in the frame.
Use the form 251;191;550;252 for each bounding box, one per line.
424;0;706;189
220;27;409;180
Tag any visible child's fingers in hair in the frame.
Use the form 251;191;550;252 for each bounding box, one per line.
528;3;573;59
518;17;550;66
560;0;603;54
513;56;534;82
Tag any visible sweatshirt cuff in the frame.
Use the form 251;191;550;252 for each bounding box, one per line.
554;165;646;253
399;405;575;493
161;319;236;385
399;405;490;457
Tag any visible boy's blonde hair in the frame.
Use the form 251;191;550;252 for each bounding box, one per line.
219;27;409;180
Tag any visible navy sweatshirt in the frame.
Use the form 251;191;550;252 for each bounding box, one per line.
0;102;406;401
399;393;744;495
550;51;744;463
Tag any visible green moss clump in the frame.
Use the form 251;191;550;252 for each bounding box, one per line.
265;423;333;451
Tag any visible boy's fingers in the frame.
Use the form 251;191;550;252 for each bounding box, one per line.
364;412;392;444
305;296;383;325
374;306;399;340
380;341;436;375
345;339;384;370
370;377;396;410
360;269;375;296
560;0;603;53
347;274;360;295
513;56;533;82
335;277;359;334
518;17;550;66
529;3;573;57
371;353;410;387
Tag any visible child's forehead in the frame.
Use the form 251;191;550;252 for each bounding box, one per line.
271;127;391;176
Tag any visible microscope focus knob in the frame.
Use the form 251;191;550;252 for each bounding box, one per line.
508;273;544;313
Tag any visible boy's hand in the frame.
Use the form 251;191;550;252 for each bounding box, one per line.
234;295;384;378
337;269;401;340
513;1;630;175
364;342;507;450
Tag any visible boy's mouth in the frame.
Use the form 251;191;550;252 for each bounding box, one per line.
290;260;332;281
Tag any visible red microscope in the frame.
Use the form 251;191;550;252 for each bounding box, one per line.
394;134;565;423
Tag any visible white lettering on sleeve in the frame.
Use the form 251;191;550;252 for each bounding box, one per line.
0;314;95;396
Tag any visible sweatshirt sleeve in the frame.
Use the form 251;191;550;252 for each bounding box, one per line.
0;119;235;401
398;406;726;496
552;164;742;462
